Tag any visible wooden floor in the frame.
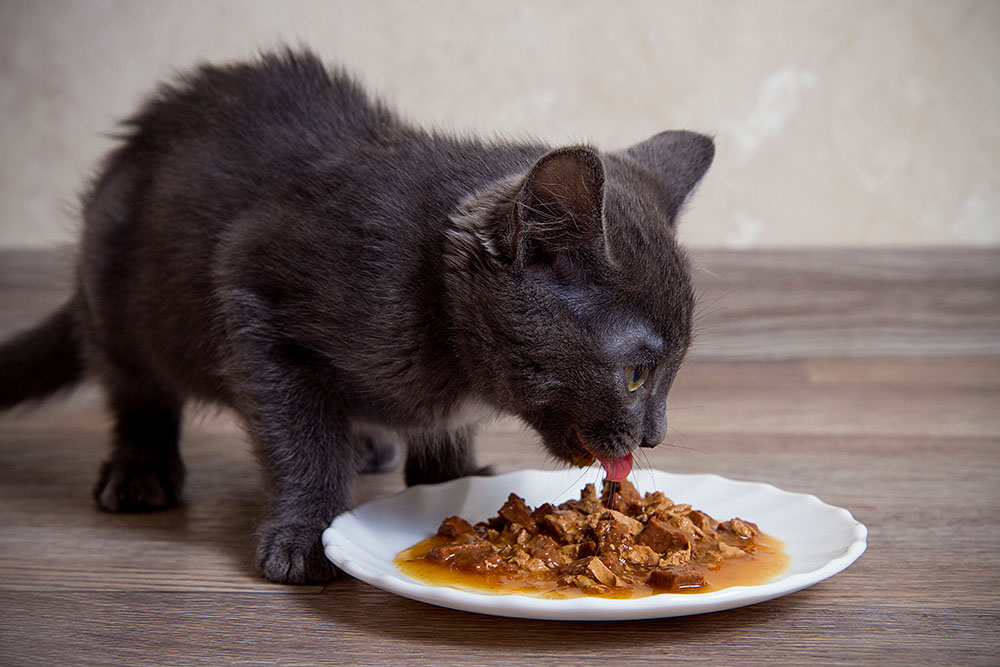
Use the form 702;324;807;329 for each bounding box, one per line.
1;248;998;665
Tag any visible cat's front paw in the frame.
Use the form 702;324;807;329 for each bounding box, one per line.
94;457;184;512
256;520;337;584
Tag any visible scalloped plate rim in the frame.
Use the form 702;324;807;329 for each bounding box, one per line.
322;469;867;620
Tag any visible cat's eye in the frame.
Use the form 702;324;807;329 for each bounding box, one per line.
624;364;650;392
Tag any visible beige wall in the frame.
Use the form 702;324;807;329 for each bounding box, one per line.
1;0;997;249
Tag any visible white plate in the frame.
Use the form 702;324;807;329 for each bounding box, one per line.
322;469;867;620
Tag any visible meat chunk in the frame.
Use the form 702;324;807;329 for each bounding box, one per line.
618;480;643;507
584;556;622;587
719;518;759;541
525;534;567;568
594;517;635;554
507;546;530;569
498;494;539;533
531;502;556;525
436;516;475;538
558;540;596;561
605;509;643;536
648;567;707;591
667;510;697;531
496;523;531;548
560;556;623;588
559;483;600;514
600;479;644;513
541;509;588;543
658;548;694;567
641;491;675;514
686;510;716;535
427;540;503;572
717;541;748;558
622;544;661;568
636;513;692;553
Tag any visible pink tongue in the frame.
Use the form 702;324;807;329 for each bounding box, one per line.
597;453;633;482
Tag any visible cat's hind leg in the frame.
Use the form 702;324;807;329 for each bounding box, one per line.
93;375;185;513
404;426;492;486
354;425;401;474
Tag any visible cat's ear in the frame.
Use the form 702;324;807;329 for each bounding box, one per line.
623;130;714;219
506;146;605;263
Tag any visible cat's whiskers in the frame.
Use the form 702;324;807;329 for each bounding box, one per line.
658;440;711;457
627;447;657;496
692;304;729;326
691;286;734;336
692;264;724;281
693;286;728;307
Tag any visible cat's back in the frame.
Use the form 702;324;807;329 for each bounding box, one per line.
126;50;397;153
83;50;404;250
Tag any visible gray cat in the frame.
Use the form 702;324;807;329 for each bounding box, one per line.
0;50;712;583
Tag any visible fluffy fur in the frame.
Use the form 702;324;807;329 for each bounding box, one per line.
0;50;714;583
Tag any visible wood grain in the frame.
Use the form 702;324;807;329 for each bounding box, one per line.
688;248;1000;359
1;249;998;665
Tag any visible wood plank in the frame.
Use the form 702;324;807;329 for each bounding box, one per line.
688;248;1000;359
667;359;1000;438
805;356;1000;388
3;589;998;666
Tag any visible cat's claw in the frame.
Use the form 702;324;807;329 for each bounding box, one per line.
94;457;184;512
256;520;338;584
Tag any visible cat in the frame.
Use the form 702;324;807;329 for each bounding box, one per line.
0;50;713;584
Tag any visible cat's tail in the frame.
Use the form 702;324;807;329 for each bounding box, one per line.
0;300;85;410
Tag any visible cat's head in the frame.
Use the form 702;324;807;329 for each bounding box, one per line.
445;130;713;478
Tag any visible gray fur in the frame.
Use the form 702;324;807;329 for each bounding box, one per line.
0;50;713;583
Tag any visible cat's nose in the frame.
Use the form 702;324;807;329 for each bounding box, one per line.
639;437;658;449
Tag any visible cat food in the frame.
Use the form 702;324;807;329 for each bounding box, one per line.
395;480;788;598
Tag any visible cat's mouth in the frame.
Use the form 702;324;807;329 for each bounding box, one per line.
565;429;634;482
